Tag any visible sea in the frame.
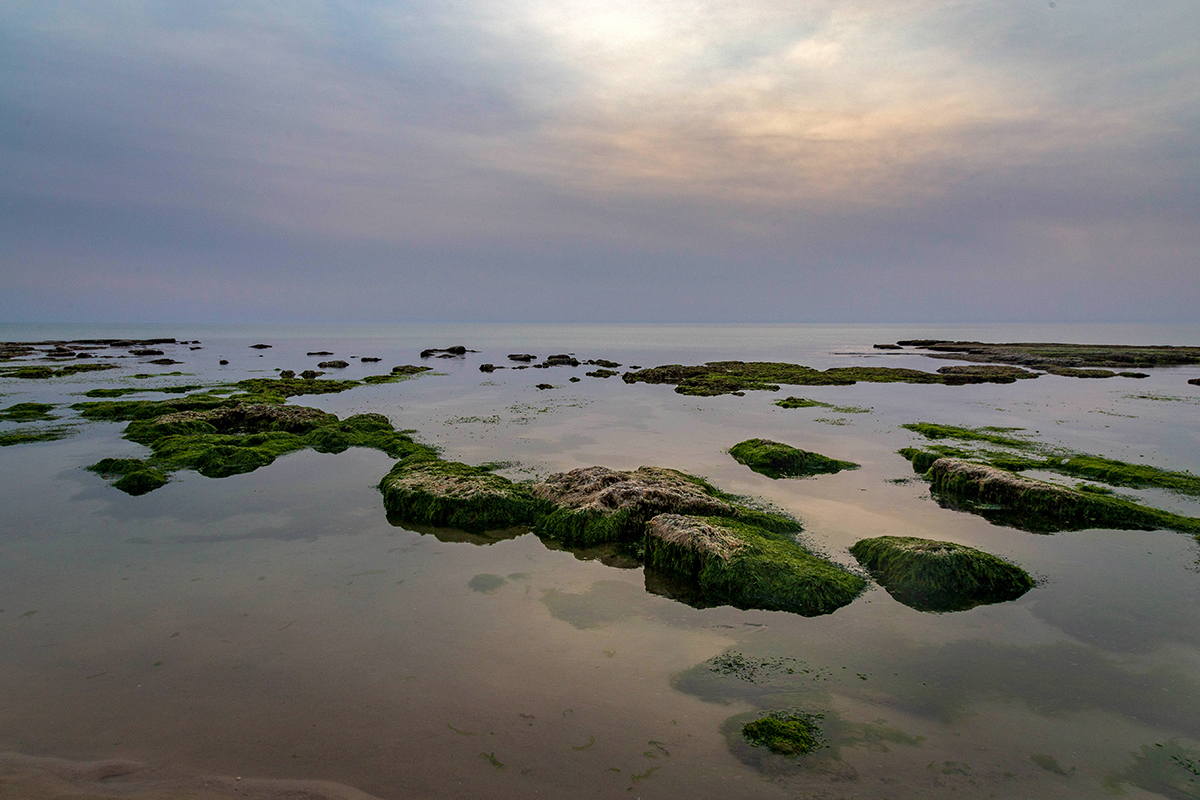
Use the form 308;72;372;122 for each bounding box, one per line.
1;322;1199;800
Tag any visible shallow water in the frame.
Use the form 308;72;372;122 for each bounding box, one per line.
2;323;1200;800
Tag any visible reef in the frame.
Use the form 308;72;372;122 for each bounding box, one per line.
380;460;865;615
848;536;1034;612
621;361;1034;396
729;439;859;479
894;340;1200;370
80;383;434;494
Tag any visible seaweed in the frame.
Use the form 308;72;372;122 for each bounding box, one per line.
0;402;58;422
0;425;77;446
773;397;871;412
729;439;858;479
742;711;825;755
848;536;1033;612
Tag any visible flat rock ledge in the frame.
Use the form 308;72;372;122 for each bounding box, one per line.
925;457;1200;534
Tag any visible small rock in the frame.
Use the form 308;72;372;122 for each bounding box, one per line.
130;348;164;356
873;344;903;350
361;357;381;363
508;353;537;362
421;345;470;358
318;360;349;369
280;370;295;380
480;364;496;372
569;376;580;382
536;383;554;390
219;360;229;365
148;358;181;365
307;351;334;356
543;354;579;367
250;344;272;349
301;370;324;380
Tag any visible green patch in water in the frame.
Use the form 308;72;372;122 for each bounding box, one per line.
729;439;859;480
0;425;77;446
468;573;507;593
0;402;58;422
742;711;825;755
1030;753;1073;775
1104;740;1200;799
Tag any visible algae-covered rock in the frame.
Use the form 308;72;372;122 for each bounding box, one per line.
926;458;1200;534
380;458;547;532
644;514;866;615
729;439;858;479
742;711;824;755
533;466;740;547
849;535;1033;612
87;458;169;496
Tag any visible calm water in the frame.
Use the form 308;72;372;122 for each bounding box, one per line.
2;323;1199;800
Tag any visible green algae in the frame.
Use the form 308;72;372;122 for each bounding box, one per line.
848;536;1034;612
774;397;871;412
644;515;866;615
901;423;1037;450
0;425;77;446
729;439;858;479
379;457;548;532
742;711;825;755
0;402;58;422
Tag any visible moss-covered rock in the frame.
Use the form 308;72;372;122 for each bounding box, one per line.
742;711;825;755
729;439;858;479
87;458;169;496
0;425;76;446
848;535;1033;612
644;514;866;615
925;458;1200;534
532;465;761;547
379;457;548;532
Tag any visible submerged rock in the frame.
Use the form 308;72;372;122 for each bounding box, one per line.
507;353;537;362
644;514;865;615
249;343;272;349
729;439;858;479
849;535;1033;612
307;351;334;356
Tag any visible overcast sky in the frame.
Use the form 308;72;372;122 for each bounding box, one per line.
2;1;1197;323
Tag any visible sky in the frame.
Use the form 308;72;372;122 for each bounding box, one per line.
1;0;1197;323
